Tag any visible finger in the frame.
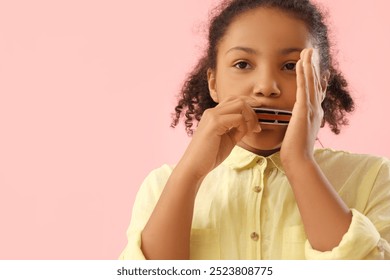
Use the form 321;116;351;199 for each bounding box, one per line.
306;49;323;106
216;96;259;113
312;64;322;105
310;50;325;105
241;101;262;133
215;114;248;142
215;97;261;132
296;52;307;106
302;48;316;105
230;118;250;143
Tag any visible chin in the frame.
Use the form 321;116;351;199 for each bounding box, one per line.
239;132;283;155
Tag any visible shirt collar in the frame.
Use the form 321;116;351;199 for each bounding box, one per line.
223;145;285;173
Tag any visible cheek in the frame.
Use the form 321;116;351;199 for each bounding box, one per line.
216;72;252;97
281;79;298;103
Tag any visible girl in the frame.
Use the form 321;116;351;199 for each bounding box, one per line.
119;0;390;259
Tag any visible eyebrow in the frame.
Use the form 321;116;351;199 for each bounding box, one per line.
279;47;303;55
225;46;303;56
225;46;258;55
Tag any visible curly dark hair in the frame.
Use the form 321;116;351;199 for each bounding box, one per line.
171;0;354;135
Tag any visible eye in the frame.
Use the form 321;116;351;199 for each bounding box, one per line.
283;62;297;71
234;61;251;70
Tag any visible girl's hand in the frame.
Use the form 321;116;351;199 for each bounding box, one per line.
280;48;325;166
178;96;261;180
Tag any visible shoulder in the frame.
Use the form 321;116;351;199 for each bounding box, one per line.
315;148;390;167
143;164;175;183
135;164;175;200
315;148;390;182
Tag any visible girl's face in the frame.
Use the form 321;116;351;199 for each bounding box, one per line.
207;7;322;154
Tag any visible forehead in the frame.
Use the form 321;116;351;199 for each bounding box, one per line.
218;7;312;54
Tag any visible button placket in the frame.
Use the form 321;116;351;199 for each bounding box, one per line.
253;157;266;194
249;157;267;257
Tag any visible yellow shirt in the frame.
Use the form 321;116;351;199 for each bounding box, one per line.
119;146;390;259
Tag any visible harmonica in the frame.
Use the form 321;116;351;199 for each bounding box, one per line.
253;108;292;125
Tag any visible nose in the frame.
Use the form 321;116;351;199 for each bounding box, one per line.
253;69;281;97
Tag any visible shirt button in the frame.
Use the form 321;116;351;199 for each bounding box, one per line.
250;232;259;241
253;186;262;193
378;245;384;253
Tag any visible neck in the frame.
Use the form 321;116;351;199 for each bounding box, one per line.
237;141;281;157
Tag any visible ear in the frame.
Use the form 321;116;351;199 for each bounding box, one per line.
207;68;219;103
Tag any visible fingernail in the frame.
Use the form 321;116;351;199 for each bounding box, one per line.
254;124;262;132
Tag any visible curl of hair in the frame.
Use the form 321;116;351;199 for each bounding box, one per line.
171;57;217;136
171;0;354;136
322;67;354;134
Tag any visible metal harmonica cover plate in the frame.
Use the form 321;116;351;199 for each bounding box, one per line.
254;108;292;125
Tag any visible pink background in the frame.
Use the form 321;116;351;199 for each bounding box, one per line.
0;0;389;259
